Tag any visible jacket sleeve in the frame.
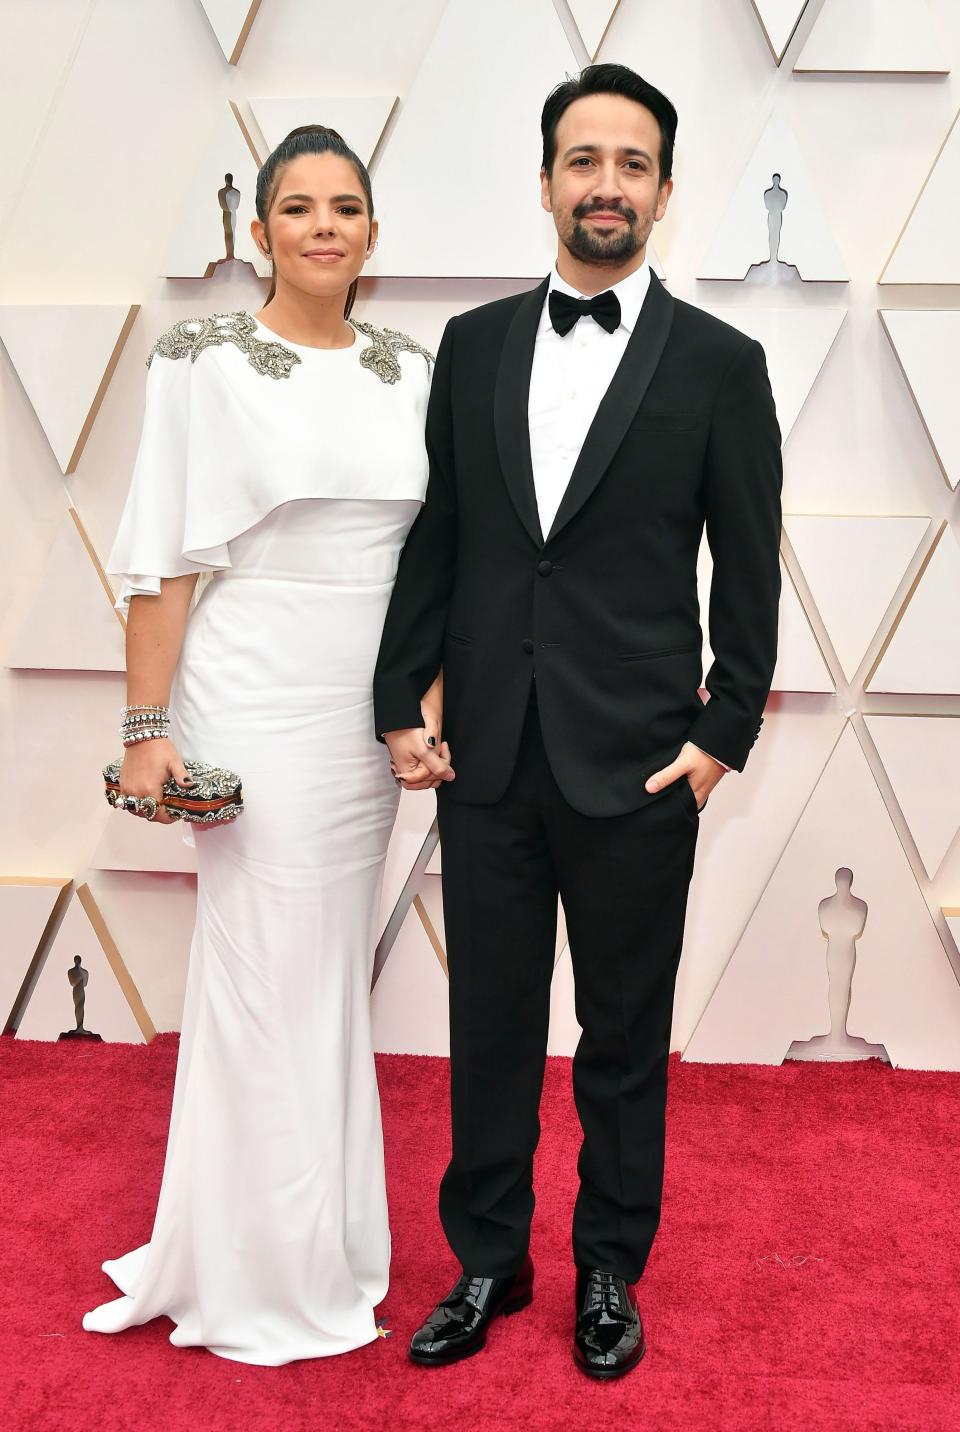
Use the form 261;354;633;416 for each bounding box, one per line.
686;337;783;771
373;317;458;738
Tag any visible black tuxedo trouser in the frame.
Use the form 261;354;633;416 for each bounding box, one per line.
436;695;700;1284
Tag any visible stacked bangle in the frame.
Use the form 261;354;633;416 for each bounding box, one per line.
120;704;171;747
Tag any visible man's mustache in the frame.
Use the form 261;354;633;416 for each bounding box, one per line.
572;199;639;224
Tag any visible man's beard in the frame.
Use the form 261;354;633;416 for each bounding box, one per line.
562;198;654;267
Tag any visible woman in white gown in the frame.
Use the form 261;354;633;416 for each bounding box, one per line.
82;126;451;1364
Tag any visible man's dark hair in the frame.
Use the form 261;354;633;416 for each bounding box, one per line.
541;63;678;184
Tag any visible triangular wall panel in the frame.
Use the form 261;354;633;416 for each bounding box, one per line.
880;311;960;491
376;795;438;950
0;304;138;474
704;306;846;442
371;879;449;1056
250;96;397;166
794;0;948;74
6;507;126;672
772;559;836;691
568;0;622;58
881;110;960;284
684;724;960;1070
90;810;199;875
700;547;835;693
198;0;263;65
868;525;960;693
163;104;269;279
16;884;156;1043
547;945;580;1056
365;0;578;278
699;112;848;281
0;878;72;1032
784;515;930;682
865;716;960;878
413;874;448;978
751;0;811;64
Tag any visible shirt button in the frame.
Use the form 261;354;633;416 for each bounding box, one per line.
537;560;553;577
521;638;534;654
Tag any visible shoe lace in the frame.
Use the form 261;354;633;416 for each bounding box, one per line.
447;1273;486;1305
586;1271;626;1315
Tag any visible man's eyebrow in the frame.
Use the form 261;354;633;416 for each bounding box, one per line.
561;145;653;163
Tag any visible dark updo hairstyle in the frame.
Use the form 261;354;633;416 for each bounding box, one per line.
541;63;678;185
255;124;374;317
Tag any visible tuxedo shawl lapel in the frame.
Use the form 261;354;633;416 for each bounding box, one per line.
493;278;549;549
546;270;675;543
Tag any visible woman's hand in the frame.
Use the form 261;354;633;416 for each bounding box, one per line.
385;671;454;793
119;737;192;824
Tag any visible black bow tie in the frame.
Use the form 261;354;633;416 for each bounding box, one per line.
548;288;621;337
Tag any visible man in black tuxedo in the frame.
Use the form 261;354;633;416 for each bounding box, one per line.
374;63;781;1378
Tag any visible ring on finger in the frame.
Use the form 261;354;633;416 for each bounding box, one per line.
136;796;159;821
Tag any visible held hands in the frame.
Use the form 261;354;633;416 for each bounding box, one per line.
119;737;193;824
645;741;727;811
384;671;454;793
384;726;454;792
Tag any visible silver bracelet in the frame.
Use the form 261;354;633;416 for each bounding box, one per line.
122;713;171;727
120;705;170;723
120;701;172;747
121;728;170;747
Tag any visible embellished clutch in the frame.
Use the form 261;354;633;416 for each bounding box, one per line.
103;759;243;826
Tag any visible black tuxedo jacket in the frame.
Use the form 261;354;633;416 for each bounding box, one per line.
374;271;782;818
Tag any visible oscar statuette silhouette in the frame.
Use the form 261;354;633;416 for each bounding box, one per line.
58;954;102;1042
786;868;888;1063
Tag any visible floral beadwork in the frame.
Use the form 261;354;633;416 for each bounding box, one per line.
349;320;434;385
147;312;301;380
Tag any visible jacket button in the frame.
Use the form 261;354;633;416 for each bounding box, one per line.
521;638;534;654
537;560;553;577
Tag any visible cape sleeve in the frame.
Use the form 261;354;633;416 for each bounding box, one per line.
107;349;230;614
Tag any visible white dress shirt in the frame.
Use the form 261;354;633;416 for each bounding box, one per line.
526;262;729;776
528;261;651;540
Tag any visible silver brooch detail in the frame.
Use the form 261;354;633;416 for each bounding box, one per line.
147;312;301;380
349;320;434;385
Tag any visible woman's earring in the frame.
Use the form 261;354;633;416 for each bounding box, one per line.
367;239;379;257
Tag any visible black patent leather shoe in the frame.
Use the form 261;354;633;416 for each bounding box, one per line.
573;1268;646;1379
409;1255;534;1365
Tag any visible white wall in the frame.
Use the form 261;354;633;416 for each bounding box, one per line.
1;0;959;1063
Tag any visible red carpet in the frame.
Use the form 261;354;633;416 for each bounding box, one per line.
2;1036;958;1432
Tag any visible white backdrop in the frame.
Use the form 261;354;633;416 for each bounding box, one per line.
1;0;959;1066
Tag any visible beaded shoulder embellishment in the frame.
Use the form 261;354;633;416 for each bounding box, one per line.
146;312;301;381
349;320;434;385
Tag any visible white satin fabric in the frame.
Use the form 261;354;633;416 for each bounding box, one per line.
85;497;421;1362
108;316;430;612
86;318;429;1364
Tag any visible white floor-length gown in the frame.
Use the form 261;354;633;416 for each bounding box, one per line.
83;311;432;1365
